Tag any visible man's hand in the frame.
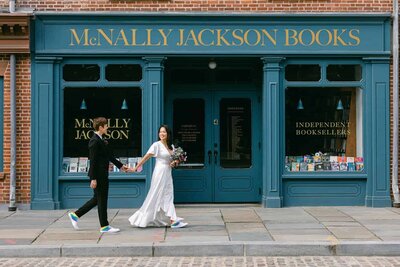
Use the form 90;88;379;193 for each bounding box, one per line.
121;165;128;172
90;180;97;189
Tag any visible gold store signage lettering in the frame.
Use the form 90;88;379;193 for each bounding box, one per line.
74;118;131;140
295;121;351;136
69;28;360;47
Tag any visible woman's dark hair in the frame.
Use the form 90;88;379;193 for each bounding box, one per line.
158;124;172;149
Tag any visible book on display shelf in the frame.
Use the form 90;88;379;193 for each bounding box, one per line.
347;162;355;171
291;162;300;172
307;163;315;171
339;162;348;171
78;157;88;172
69;158;79;173
331;162;340;171
300;162;308;171
315;162;324;171
62;157;70;173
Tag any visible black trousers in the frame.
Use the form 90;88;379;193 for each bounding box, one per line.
74;180;109;227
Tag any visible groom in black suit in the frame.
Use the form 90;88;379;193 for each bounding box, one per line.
68;117;127;233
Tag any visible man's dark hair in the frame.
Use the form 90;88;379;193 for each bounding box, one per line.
93;117;107;131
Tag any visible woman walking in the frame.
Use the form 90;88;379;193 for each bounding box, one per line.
128;125;188;228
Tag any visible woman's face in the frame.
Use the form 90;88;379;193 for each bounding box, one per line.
159;127;168;141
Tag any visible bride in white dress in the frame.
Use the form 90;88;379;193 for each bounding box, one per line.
128;125;188;228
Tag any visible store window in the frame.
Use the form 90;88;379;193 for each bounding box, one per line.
327;65;362;81
106;64;142;81
285;87;364;172
285;64;321;81
63;87;142;173
63;64;100;81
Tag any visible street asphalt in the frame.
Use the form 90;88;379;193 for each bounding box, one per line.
0;204;400;257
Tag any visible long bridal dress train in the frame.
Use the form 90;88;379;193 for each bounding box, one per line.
129;141;179;227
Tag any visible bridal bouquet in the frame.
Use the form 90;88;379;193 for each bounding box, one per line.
171;147;187;167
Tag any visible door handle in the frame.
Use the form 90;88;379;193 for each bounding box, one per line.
208;150;212;164
214;150;218;164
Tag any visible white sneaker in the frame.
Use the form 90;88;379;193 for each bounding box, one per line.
176;217;185;222
68;212;79;230
100;225;120;233
171;221;188;229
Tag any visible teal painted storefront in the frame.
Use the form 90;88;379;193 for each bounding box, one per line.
31;13;392;209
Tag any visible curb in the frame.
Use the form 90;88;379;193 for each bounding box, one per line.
1;242;400;257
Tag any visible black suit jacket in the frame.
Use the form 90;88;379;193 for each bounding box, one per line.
87;133;123;182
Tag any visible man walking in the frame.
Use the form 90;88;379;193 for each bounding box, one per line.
68;117;127;233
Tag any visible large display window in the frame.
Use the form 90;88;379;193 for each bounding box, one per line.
284;63;364;172
61;63;143;174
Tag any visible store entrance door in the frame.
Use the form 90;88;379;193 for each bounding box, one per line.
166;89;261;203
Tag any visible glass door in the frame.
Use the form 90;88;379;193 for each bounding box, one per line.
168;92;213;202
213;92;261;202
167;90;261;203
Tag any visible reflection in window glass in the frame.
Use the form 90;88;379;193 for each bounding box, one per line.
63;64;100;81
63;87;142;173
106;64;142;81
327;65;362;81
173;99;205;169
285;87;363;172
285;65;321;81
220;99;252;168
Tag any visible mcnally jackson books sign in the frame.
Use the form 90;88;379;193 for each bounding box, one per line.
69;28;361;48
34;16;389;55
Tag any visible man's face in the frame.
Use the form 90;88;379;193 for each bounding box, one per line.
99;124;109;135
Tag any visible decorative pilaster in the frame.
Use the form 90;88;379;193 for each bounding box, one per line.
363;57;392;207
31;56;62;209
261;57;285;208
143;57;166;191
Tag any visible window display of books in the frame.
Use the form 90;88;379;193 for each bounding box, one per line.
62;157;142;173
285;152;364;172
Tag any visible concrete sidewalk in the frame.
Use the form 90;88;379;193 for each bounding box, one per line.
1;205;400;257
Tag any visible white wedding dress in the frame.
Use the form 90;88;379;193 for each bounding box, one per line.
128;141;178;227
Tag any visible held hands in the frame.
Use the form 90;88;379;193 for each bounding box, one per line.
128;165;142;173
120;165;129;172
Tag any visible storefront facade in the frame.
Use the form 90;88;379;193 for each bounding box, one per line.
31;13;391;209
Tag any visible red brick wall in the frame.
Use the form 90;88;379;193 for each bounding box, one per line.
2;0;394;13
0;55;31;204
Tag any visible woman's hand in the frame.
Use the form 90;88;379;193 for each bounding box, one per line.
170;160;179;168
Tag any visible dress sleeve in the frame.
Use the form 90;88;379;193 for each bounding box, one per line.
146;142;159;157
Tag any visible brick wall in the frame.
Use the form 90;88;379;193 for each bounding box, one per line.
0;55;31;204
3;0;394;13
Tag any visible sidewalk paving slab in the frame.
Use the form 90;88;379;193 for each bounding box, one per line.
0;206;400;257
